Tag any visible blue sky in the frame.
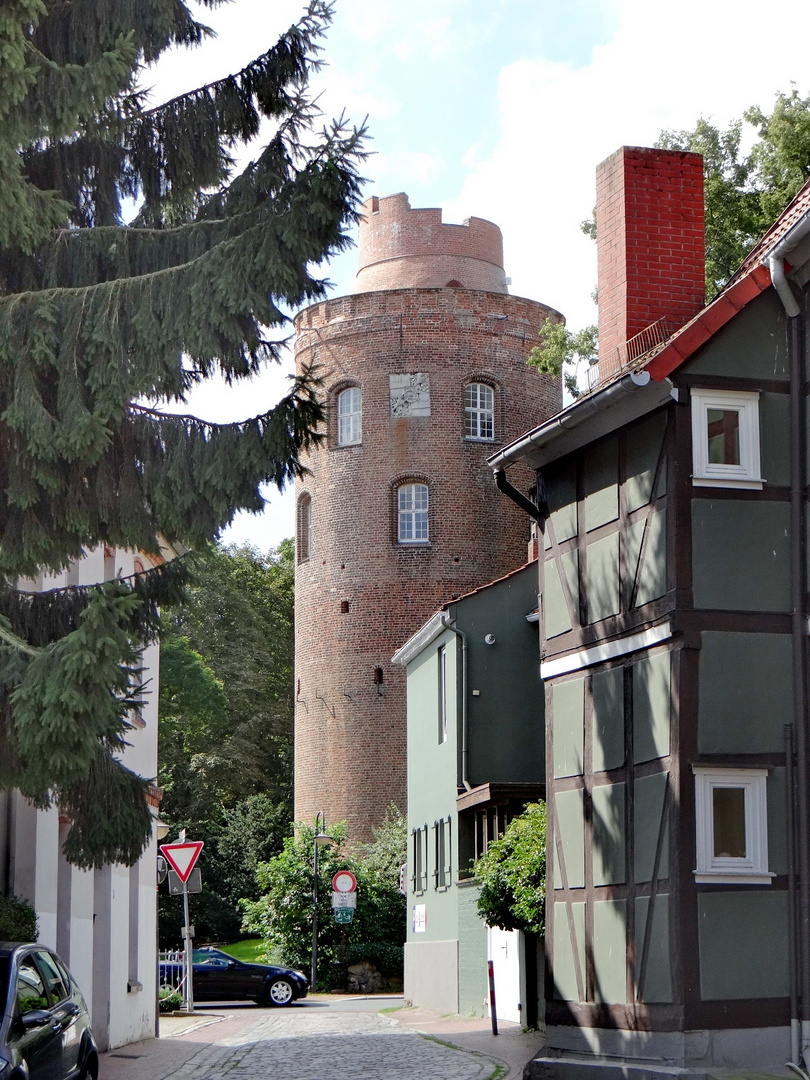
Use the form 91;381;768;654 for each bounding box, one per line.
146;0;810;550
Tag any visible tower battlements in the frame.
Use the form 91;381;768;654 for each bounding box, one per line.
354;193;507;294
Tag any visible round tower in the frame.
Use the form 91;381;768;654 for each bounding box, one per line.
293;193;561;840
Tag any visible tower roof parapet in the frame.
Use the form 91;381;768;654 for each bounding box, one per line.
353;193;508;294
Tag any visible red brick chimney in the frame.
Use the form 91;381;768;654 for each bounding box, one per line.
596;146;705;382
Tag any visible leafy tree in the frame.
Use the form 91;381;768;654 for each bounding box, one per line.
0;1;363;868
241;819;406;989
474;802;546;935
159;541;296;823
359;803;407;883
528;319;597;399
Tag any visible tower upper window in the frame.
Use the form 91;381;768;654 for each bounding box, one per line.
397;483;429;544
465;382;494;441
297;494;312;563
337;386;362;446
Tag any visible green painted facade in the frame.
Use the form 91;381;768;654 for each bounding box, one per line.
534;283;802;1043
400;562;544;1016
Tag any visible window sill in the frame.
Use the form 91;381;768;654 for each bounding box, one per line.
692;476;764;490
694;870;774;885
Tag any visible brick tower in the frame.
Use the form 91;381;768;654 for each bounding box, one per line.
293;193;561;840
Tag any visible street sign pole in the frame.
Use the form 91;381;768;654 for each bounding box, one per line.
183;882;194;1013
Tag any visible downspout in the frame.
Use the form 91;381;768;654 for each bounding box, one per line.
440;613;470;792
494;470;543;522
771;254;809;1069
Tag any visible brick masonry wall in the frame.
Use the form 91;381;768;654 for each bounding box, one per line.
354;193;507;294
596;146;705;381
293;285;561;840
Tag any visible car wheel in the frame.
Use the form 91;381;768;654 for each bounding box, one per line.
265;977;294;1006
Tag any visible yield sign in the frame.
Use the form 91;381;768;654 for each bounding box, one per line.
160;841;204;883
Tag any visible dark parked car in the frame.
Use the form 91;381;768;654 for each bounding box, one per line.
0;941;98;1079
160;947;308;1006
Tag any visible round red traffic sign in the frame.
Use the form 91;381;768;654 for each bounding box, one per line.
332;870;357;893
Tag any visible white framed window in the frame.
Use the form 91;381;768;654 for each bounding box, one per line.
337;386;362;446
465;382;495;440
691;389;762;489
693;766;773;884
397;483;429;544
438;645;448;744
297;494;312;563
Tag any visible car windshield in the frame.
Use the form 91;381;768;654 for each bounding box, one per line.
192;949;231;966
0;957;8;1011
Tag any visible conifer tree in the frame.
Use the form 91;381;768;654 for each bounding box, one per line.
0;0;364;868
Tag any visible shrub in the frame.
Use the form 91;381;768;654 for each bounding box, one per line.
474;802;546;934
0;895;38;941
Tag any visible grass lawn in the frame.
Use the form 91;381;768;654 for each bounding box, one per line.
219;939;267;963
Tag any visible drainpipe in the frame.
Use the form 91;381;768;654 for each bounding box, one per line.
771;254;809;1069
440;613;470;791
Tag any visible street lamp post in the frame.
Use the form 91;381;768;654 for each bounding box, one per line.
310;812;335;991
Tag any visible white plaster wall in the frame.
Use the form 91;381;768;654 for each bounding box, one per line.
404;939;459;1013
8;545;160;1051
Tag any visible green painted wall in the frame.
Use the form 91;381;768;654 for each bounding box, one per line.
698;632;793;753
698;891;789;999
592;782;625;886
457;880;488;1017
635;894;672;1003
553;678;584;779
584;437;619;532
692;500;790;612
592;666;624;773
456;564;544;785
592;899;627;1003
686;289;788;381
633;651;671;764
406;630;460;946
552;900;585;1001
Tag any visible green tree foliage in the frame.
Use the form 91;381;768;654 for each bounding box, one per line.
658;86;810;299
159;541;296;821
157;542;296;941
241;818;407;989
474;802;546;935
0;894;38;941
0;2;364;868
528;319;597;399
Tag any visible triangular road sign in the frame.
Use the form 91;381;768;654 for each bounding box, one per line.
160;841;204;883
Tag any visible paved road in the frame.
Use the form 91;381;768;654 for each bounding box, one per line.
102;996;539;1080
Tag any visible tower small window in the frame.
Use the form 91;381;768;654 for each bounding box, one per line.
297;494;312;563
337;386;362;446
397;483;429;544
465;382;494;441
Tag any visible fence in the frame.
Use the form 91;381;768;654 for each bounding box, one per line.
159;949;187;995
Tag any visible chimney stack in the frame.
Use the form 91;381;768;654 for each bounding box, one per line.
596;147;705;382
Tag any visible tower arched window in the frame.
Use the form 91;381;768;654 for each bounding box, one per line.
337;386;362;446
397;483;429;544
464;382;494;441
297;494;312;563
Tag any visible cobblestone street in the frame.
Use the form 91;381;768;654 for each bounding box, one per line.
101;996;543;1080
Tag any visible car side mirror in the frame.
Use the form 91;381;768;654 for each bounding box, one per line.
20;1010;52;1029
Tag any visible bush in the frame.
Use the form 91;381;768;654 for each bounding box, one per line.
474;802;546;934
158;986;183;1013
241;816;406;991
0;895;38;941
